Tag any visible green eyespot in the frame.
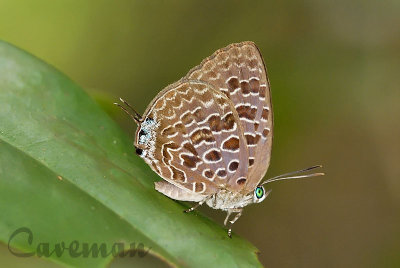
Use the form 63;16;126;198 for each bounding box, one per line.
255;186;264;199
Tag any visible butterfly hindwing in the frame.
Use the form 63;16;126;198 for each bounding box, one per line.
135;80;249;195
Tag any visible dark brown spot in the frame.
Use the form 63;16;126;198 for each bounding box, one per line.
162;143;179;161
190;128;215;145
259;85;266;98
262;128;270;137
236;105;256;121
240;81;251;95
181;154;201;168
194;182;204;193
204;150;222;162
208;71;217;80
181;112;194;125
249;59;258;69
237;178;247;185
223;112;236;130
254;122;260;131
204;169;214;179
262;107;269;121
161;126;176;136
227;77;240;92
229;161;239;172
222;136;240;151
209;115;223;132
171;167;185;182
249;158;255;166
215;97;224;106
193;108;205;122
217;169;227;177
174;123;186;133
245;134;260;145
183;142;198;156
249;78;260;94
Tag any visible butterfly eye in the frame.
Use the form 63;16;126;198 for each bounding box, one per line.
255;186;264;199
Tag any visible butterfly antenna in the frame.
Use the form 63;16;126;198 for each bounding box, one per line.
114;98;142;124
261;165;324;186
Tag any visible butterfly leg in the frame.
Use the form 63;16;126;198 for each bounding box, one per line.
224;210;233;226
227;208;243;238
184;195;212;213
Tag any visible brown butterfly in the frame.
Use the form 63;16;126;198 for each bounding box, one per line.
116;42;324;237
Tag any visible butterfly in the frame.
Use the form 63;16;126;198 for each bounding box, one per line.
116;41;324;237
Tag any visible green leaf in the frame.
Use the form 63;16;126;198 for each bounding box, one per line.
0;41;262;267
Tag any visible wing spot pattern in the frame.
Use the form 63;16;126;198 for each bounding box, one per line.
221;136;240;152
228;160;239;172
180;153;201;169
204;149;222;163
203;169;215;181
237;177;247;185
190;128;215;145
216;168;227;178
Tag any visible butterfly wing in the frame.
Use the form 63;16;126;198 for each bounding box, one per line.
186;41;273;193
135;80;249;196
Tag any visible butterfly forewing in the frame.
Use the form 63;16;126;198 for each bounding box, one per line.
135;80;249;195
185;42;273;193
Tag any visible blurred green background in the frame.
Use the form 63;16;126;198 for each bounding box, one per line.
0;0;399;267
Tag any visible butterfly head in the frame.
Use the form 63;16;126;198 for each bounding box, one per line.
113;99;159;160
134;116;159;159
